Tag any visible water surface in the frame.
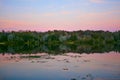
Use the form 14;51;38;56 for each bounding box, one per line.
0;52;120;80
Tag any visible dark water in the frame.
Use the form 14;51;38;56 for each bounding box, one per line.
0;52;120;80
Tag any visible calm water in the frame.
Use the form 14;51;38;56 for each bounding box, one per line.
0;52;120;80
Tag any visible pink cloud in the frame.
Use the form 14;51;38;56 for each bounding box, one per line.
89;0;105;3
0;10;120;32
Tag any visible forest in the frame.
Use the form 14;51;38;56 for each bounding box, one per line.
0;30;120;54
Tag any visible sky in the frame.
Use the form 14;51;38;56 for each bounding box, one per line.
0;0;120;32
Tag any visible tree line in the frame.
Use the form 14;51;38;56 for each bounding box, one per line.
0;30;120;54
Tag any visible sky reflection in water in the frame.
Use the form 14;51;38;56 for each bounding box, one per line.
0;52;120;80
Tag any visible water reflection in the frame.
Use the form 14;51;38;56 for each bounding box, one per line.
0;52;120;80
0;43;120;54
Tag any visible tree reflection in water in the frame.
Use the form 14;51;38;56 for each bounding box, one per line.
0;43;119;54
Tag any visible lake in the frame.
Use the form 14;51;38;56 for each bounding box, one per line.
0;52;120;80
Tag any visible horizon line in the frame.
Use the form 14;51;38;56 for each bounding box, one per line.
0;29;119;33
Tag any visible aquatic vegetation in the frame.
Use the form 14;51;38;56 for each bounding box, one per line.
71;78;76;80
63;68;69;70
21;55;41;58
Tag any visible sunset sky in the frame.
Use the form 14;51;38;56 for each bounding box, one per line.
0;0;120;31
